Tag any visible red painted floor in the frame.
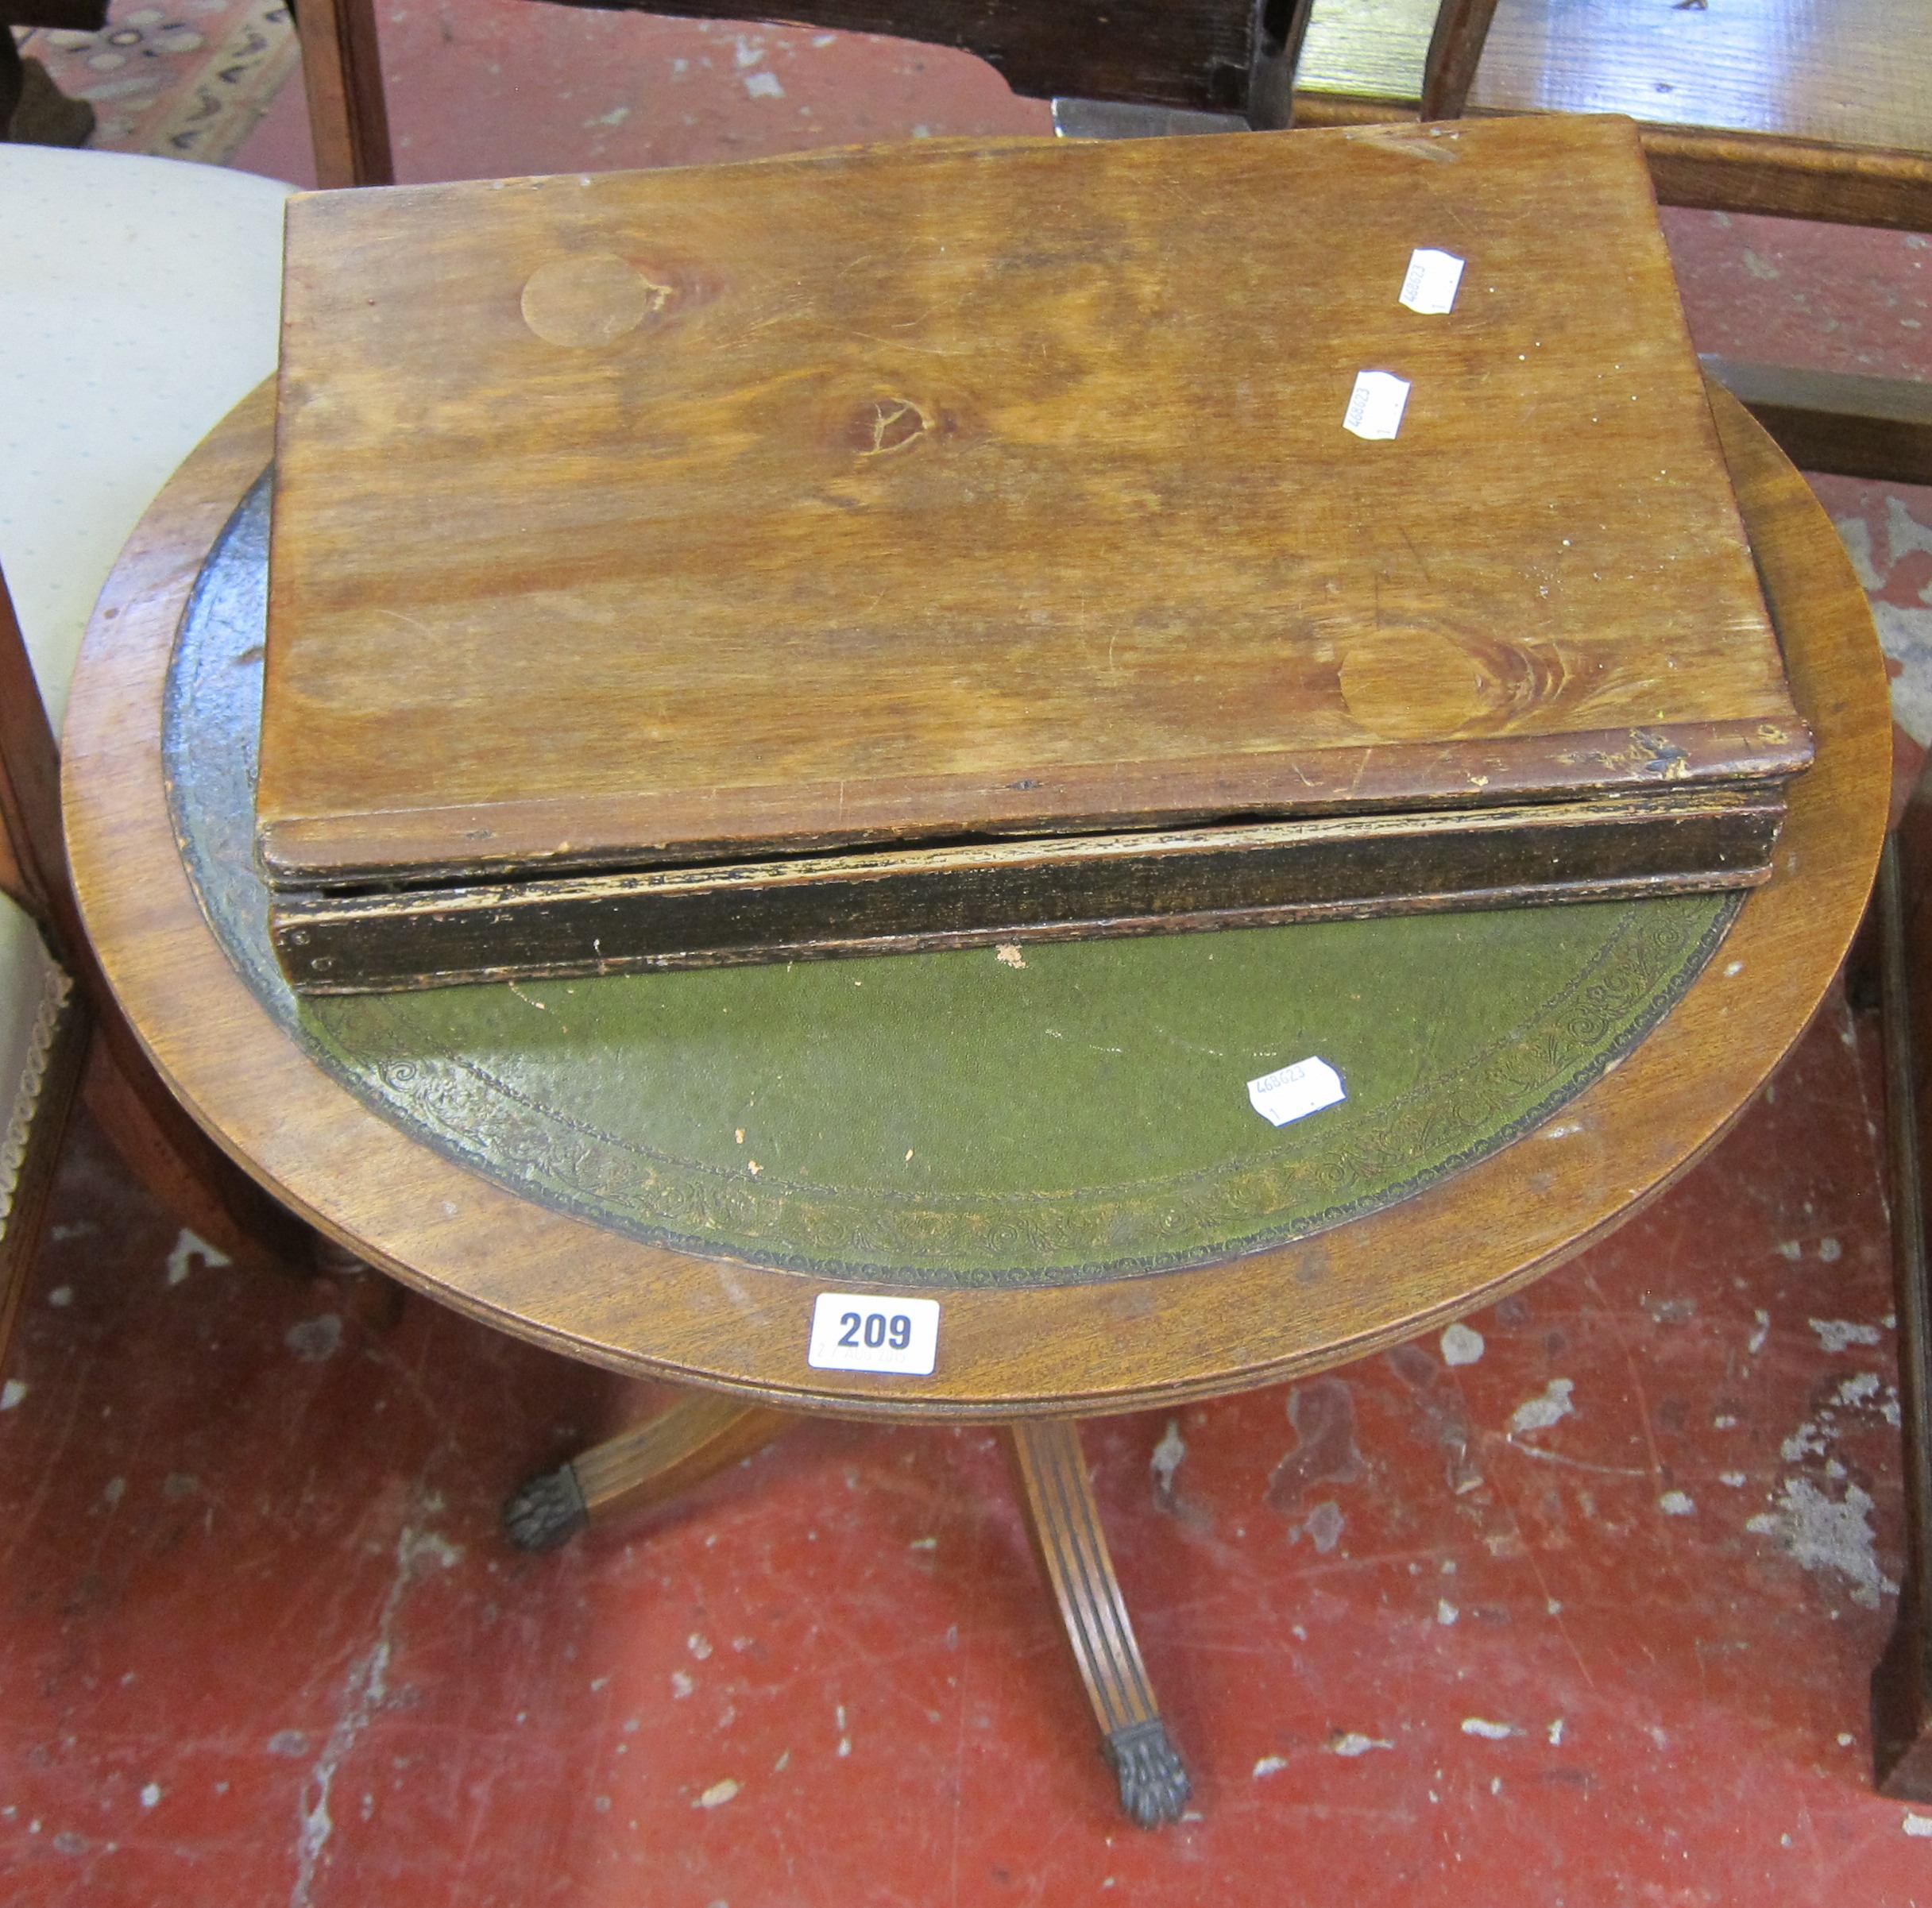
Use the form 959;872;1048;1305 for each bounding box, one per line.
230;4;1051;188
0;993;1915;1904
8;9;1932;1902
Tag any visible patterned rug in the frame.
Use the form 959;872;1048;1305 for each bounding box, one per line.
17;0;297;164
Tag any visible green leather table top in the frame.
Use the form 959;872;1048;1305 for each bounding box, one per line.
165;477;1736;1290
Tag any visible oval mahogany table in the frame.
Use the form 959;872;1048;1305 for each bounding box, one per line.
61;380;1891;1825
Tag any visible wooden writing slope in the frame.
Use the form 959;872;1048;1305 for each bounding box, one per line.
260;114;1810;994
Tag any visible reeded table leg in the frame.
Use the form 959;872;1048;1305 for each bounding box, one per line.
1875;830;1932;1797
1873;1610;1932;1797
1008;1419;1191;1828
504;1392;792;1551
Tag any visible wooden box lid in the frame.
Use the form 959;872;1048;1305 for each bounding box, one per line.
259;115;1808;895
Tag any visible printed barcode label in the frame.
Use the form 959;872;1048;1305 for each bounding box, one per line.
807;1293;941;1374
1399;248;1465;315
1343;370;1410;442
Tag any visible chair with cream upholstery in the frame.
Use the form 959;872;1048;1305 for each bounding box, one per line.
0;145;309;1346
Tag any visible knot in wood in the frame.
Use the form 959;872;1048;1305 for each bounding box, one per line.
848;396;932;458
520;253;672;348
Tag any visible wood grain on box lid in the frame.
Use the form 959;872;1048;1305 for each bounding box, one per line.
260;115;1807;887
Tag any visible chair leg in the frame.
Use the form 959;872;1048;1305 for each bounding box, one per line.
80;1016;309;1274
1874;1602;1932;1798
1420;0;1499;120
1007;1418;1191;1829
4;557;305;1276
294;0;395;187
504;1392;794;1551
1876;829;1932;1794
0;974;87;1365
1699;357;1932;489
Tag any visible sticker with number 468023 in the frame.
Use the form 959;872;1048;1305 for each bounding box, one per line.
806;1293;940;1375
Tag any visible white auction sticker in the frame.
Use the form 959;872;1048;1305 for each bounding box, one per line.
807;1292;941;1375
1343;369;1410;441
1399;247;1465;315
1247;1056;1347;1128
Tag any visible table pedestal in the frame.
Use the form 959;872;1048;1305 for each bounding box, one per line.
508;1404;1194;1825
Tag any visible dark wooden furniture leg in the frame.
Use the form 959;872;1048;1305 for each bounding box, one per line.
1418;0;1499;121
1008;1418;1190;1828
1875;801;1932;1795
2;565;305;1276
294;0;395;187
1702;357;1932;489
75;1014;309;1273
504;1392;794;1550
0;973;87;1363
